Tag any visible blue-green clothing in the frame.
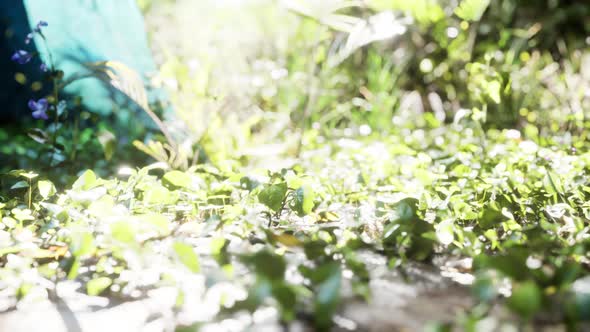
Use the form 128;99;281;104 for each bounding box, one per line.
0;0;159;121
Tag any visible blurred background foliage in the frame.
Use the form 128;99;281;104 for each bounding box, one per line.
142;0;590;167
2;0;589;181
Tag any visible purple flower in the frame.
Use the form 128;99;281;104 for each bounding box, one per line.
11;50;33;64
28;98;49;120
25;33;34;44
33;21;48;33
40;63;48;72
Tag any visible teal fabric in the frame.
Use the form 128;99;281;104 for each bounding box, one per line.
0;0;159;120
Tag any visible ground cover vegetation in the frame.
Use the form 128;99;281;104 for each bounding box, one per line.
1;0;590;330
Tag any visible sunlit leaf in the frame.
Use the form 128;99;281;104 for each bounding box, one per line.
9;170;38;180
285;0;364;32
143;184;177;204
258;182;288;213
274;233;303;247
10;181;29;190
455;0;490;21
290;184;315;216
87;277;112;296
27;128;49;144
111;221;136;244
97;129;116;161
139;214;171;236
173;241;200;273
435;219;454;246
72;170;98;191
37;180;56;199
88;60;175;146
315;210;340;223
70;231;95;257
163;170;191;188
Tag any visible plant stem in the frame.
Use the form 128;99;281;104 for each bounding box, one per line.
38;32;62;166
49;76;60;165
28;178;32;210
70;115;79;162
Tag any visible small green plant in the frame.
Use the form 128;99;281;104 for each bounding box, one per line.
243;169;317;225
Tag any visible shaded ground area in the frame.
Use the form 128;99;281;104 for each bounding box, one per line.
0;259;473;332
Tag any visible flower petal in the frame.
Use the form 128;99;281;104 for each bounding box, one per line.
37;98;49;110
25;33;34;44
11;50;32;64
28;99;38;111
32;110;49;120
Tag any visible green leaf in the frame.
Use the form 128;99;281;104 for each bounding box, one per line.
507;280;542;318
240;176;261;191
479;205;503;229
73;170;98;190
473;249;529;281
395;197;419;222
97;130;116;161
455;0;490;21
382;197;435;260
89;61;150;111
89;61;175;145
435;219;454;246
258;182;288;213
11;208;34;222
70;231;95;257
472;275;496;302
67;258;81;280
38;180;56;199
484;229;499;249
241;250;286;281
369;0;445;24
87;277;112;296
210;237;230;266
566;290;590;321
9;170;39;180
110;221;136;244
290;184;316;216
27;128;49;144
1;217;17;229
16;283;32;300
163;170;191;188
274;232;303;247
10;181;29;190
273;284;297;321
143;185;177;204
0;245;23;256
88;195;116;218
173;242;200;273
313;262;342;328
486;80;501;104
139;214;171;236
